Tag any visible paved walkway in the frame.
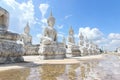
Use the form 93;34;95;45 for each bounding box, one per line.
0;54;105;71
26;67;40;80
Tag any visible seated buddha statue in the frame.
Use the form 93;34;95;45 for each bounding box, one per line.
41;11;57;45
67;27;75;47
20;22;32;46
79;32;84;46
67;27;80;57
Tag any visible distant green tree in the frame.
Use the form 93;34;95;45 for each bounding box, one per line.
99;49;103;54
114;48;117;52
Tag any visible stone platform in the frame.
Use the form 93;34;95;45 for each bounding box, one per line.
0;40;24;64
39;43;66;60
24;45;39;55
0;31;19;40
67;46;81;57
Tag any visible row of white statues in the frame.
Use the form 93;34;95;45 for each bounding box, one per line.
0;6;101;63
67;26;100;57
79;33;100;56
19;11;100;59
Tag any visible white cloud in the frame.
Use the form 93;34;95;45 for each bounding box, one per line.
109;40;120;46
57;32;66;38
74;34;79;38
39;4;49;18
30;33;42;44
58;33;64;38
64;14;72;19
105;33;120;51
56;25;64;29
79;27;103;40
97;33;120;51
39;3;49;29
57;32;66;42
108;33;120;40
36;34;42;38
41;18;47;24
78;27;120;51
0;0;36;32
40;18;47;28
104;40;120;51
95;38;108;45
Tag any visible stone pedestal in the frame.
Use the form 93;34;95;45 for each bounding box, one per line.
19;22;39;55
0;33;24;64
39;43;66;60
80;46;89;56
67;45;81;57
66;27;81;57
0;7;24;64
24;44;39;55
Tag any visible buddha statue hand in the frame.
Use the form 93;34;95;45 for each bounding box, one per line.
42;36;54;45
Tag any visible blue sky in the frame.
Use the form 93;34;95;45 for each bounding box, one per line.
0;0;120;51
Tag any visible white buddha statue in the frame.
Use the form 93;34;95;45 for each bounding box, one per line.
39;11;66;59
79;32;84;46
41;11;57;45
89;41;99;55
67;27;80;57
20;22;32;46
67;27;75;47
62;36;66;47
79;33;88;56
85;36;89;47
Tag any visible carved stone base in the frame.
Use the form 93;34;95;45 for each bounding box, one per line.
0;56;24;64
67;47;81;57
0;40;24;63
39;45;66;60
0;31;19;40
24;45;39;55
54;54;66;59
80;47;89;56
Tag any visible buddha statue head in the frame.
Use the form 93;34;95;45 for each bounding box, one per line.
85;36;89;43
68;27;75;45
47;11;55;28
69;26;74;35
79;32;84;40
24;22;30;34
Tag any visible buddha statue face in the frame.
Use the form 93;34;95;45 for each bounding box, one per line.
48;20;55;28
79;33;84;40
24;23;30;34
47;11;55;28
69;27;74;35
24;28;29;34
24;26;30;34
69;31;73;35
